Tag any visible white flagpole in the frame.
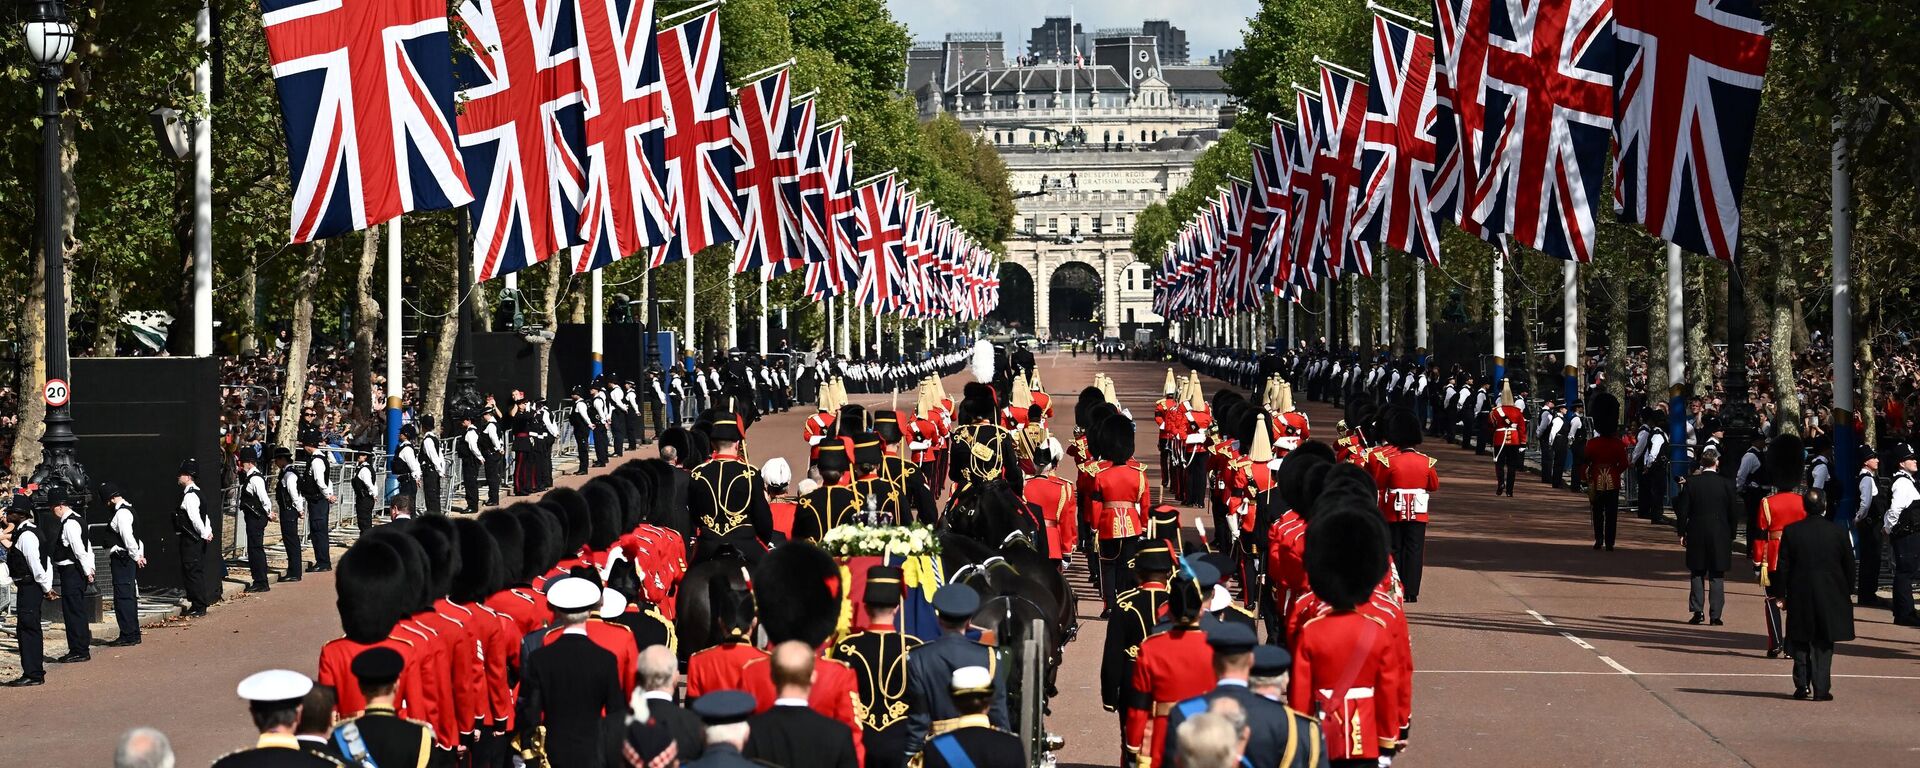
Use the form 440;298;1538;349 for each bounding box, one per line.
386;217;403;453
1562;260;1578;404
1416;259;1429;352
1379;256;1390;348
1666;243;1685;389
727;274;738;349
1347;280;1360;349
191;0;213;356
591;268;604;378
684;255;695;356
859;308;868;358
1493;249;1507;385
758;266;769;352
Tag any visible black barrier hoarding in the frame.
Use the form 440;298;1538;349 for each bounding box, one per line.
69;356;223;599
553;323;645;395
418;332;563;404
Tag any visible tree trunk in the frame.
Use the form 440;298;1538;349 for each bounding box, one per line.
11;235;49;476
1604;272;1629;406
1856;261;1877;441
94;281;120;357
1686;261;1713;400
276;242;329;449
351;225;383;424
540;254;564;397
241;256;258;354
1769;254;1801;435
421;246;459;427
1646;255;1667;394
1790;296;1810;352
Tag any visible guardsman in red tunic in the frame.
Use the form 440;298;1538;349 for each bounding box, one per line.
1235;417;1279;609
1490;381;1528;496
1375;409;1440;603
1756;434;1807;658
686;567;770;698
1289;499;1409;766
318;537;427;719
803;381;841;448
1025;437;1078;566
1124;566;1216;768
1154;369;1183;489
1092;414;1149;614
744;540;869;765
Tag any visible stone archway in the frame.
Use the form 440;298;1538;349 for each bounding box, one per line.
986;261;1035;333
1047;261;1102;341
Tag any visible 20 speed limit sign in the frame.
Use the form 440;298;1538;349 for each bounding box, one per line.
43;378;69;407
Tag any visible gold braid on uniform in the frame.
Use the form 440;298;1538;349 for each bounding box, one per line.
696;458;755;535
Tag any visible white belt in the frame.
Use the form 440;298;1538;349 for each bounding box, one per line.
1319;687;1374;700
1185;434;1206;445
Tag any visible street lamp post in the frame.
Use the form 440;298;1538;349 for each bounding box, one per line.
25;0;90;507
447;223;485;446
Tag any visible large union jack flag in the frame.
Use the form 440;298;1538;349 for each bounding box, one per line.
261;0;472;244
730;68;802;275
803;125;855;298
1357;14;1444;265
455;0;585;281
1471;0;1616;262
1613;0;1770;262
1289;87;1334;287
650;9;741;267
1430;0;1493;240
574;0;673;273
788;105;829;276
853;175;904;309
1320;65;1375;278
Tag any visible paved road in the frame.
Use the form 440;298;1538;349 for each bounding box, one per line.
7;353;1918;766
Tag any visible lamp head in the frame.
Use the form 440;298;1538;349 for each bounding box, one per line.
23;0;76;68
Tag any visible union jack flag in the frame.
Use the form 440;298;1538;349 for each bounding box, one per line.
650;9;741;267
1289;87;1334;285
774;97;818;278
1357;14;1444;265
1320;65;1375;278
853;176;904;309
574;0;673;273
802;126;854;298
454;0;585;281
1612;0;1771;262
1471;0;1615;262
1430;0;1493;239
789;107;829;274
730;68;802;275
261;0;472;244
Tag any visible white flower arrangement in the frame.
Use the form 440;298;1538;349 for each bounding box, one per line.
820;522;943;557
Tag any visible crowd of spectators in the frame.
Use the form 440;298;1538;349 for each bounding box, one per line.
219;335;421;460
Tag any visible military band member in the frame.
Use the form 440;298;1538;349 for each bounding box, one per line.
903;585;1009;761
1374;410;1438;603
1101;544;1173;750
688;417;778;563
3;498;51;686
1489;381;1527;496
275;447;306;582
1160;623;1326;768
301;436;337;570
176;458;212;616
924;666;1024;768
1126;565;1214;768
213;670;348;768
830;565;924;768
1582;394;1631;552
332;648;443;768
99;483;146;646
239;449;275;593
1092;413;1149;613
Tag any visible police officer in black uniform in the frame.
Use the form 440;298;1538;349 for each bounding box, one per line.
300;437;336;571
393;424;421;514
332;648;443;768
829;566;923;768
3;497;52;686
458;415;485;513
100;482;146;646
212;670;347;768
566;387;592;476
418;414;444;515
903;584;1010;761
688;416;777;564
176;458;212;616
274;447;305;582
239;449;275;593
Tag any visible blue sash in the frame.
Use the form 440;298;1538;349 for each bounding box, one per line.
930;733;975;768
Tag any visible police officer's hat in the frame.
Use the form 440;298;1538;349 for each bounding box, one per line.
933;583;981;620
271;446;295;463
814;441;851;473
400;423;418;439
299;428;322;448
99;481;125;501
1250;644;1292;676
179;457;200;477
862;565;904;607
691;691;757;725
709;416;745;442
43;483;70;508
851;433;884;466
1205;622;1258;655
1888;442;1917;464
350;647;405;687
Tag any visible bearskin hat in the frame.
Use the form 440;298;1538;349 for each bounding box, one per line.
753;542;844;646
658;427;696;467
582;480;624;552
684;427;713;466
404;521;459;603
1075;386;1107;426
1230;404;1258;449
479;508;527;591
1305;505;1391;611
363;527;432;614
1093;412;1137;463
517;503;566;579
1210;388;1246;416
449;518;501;604
604;473;644;531
544;486;593;556
335;538;409;644
1767;433;1805;491
1588;392;1622;438
709;565;757;639
1385;407;1424;449
1276;444;1333;515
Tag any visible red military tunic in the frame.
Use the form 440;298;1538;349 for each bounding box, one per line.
316;634;422;719
1375;450;1439;524
1278;410;1311;449
1490;405;1528;448
1025;474;1078;558
1289;610;1408;762
399;613;460;748
803;411;837;446
485;587;548;636
687;641;769;698
1755;491;1807;571
432;599;490;734
1093;460;1149;541
1031;390;1053;420
741;654;867;766
909;417;942;464
1153;397;1183;441
769;497;798;540
1125;626;1216;768
1267;509;1310;617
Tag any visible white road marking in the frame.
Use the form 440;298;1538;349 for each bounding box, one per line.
1418;670;1920;681
1524;609;1555;626
1525;608;1636;674
1597;656;1636;675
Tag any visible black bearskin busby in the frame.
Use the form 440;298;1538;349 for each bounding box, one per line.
449;518;501;604
404;520;460;603
753;542;843;647
362;526;432;614
1385;407;1424;449
335;538;408;643
1276;441;1335;517
1588;392;1622;438
709;565;757;640
1075;386;1107;426
1767;433;1805;492
479;508;527;589
516;503;565;580
544;486;593;557
1305;504;1391;611
581;479;623;552
1093;412;1136;463
659;427;697;467
837;403;869;435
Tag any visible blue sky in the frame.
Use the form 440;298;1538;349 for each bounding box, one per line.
884;0;1261;63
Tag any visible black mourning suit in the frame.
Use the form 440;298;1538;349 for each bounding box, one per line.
744;703;859;768
516;632;627;768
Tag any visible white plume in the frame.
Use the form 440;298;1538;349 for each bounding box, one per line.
970;339;995;382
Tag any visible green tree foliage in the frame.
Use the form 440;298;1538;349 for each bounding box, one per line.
782;0;910;99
